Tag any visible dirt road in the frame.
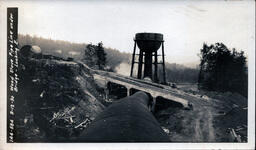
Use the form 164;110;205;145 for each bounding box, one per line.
155;87;247;142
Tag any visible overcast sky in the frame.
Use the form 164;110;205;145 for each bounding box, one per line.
4;0;255;65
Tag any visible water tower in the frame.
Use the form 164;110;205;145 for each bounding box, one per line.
130;33;166;83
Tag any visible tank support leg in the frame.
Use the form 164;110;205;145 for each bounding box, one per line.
161;42;166;84
130;40;137;77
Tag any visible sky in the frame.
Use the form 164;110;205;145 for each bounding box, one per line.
3;0;255;66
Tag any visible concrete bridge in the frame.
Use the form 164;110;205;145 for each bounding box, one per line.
84;65;191;111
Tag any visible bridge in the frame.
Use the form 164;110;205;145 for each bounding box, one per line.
79;62;191;111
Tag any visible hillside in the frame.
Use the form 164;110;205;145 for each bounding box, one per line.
15;45;106;142
18;34;131;69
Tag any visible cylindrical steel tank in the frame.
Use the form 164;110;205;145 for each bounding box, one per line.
135;33;163;53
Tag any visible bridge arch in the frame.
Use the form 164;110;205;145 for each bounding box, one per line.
154;96;183;112
106;81;128;100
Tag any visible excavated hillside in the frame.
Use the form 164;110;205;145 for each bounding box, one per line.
15;46;106;142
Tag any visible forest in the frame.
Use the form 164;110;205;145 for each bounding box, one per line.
18;34;199;83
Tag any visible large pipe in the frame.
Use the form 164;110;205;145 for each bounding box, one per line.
78;91;170;142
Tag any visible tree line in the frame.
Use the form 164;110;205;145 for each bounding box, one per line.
198;43;248;97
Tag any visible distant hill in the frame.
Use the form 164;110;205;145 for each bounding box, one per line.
18;34;130;69
183;61;200;69
18;34;199;83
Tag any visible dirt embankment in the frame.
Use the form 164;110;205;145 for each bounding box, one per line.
155;84;247;142
15;46;106;142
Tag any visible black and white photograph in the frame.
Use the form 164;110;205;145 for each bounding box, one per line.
0;0;255;149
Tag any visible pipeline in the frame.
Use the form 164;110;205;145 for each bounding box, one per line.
78;91;170;142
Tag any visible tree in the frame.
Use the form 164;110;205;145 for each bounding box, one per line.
96;42;107;70
198;43;247;97
82;42;107;70
83;43;97;67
